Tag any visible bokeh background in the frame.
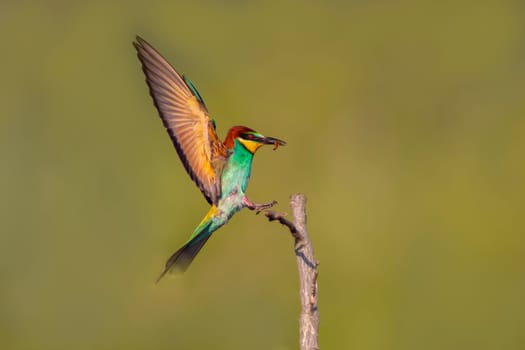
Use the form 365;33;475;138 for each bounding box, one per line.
2;0;525;349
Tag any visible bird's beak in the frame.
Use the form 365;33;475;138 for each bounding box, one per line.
260;136;287;150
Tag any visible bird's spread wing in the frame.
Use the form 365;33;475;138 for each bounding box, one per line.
134;36;229;205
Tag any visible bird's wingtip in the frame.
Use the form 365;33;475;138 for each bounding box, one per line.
132;36;141;49
133;35;148;49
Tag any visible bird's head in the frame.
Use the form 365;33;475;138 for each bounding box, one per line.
224;125;286;153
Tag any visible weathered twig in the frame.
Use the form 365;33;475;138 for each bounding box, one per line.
265;193;319;350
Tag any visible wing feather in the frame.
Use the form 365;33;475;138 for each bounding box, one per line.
134;36;229;205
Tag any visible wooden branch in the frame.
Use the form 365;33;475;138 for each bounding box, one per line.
265;193;319;350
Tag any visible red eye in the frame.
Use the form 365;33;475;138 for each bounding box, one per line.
248;134;254;140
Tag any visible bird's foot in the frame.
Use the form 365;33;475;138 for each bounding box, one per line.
243;197;277;214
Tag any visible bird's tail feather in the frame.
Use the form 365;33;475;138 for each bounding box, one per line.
156;229;213;283
156;206;222;283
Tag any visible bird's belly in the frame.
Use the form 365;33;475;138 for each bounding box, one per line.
216;187;245;221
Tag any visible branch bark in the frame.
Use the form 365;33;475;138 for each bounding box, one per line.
265;193;319;350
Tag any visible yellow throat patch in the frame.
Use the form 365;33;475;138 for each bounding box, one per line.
238;139;263;153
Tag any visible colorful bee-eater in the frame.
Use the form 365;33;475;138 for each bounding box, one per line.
133;37;286;282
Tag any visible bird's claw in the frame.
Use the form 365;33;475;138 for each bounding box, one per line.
244;197;277;214
254;200;278;214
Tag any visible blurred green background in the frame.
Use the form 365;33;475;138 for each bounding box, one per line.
2;0;525;349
